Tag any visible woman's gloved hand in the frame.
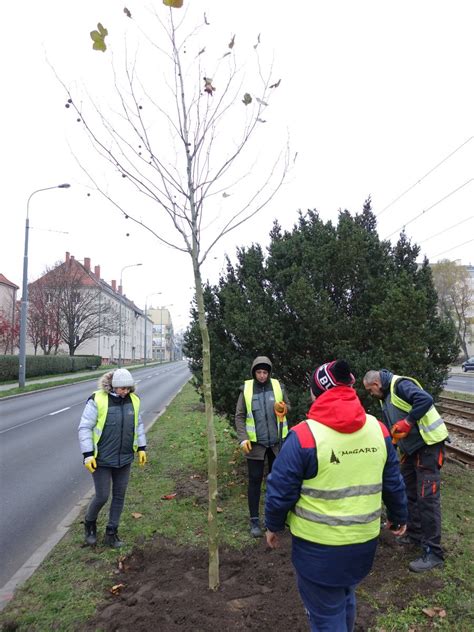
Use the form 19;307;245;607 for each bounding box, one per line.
274;401;287;418
84;456;97;473
138;450;147;466
240;440;252;454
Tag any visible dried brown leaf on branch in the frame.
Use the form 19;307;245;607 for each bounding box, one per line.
203;77;216;95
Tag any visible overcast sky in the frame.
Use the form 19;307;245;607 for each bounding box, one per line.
2;1;473;333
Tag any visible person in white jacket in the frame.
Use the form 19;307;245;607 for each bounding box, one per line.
78;368;146;547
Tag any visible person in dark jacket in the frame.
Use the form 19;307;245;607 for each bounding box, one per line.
363;369;448;572
78;368;147;547
235;356;291;537
265;360;407;632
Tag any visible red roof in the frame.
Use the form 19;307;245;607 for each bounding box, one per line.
0;274;19;289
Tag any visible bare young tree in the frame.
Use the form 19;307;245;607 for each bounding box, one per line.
61;6;289;589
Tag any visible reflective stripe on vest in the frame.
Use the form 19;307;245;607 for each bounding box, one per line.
243;378;288;442
390;376;448;445
287;415;386;545
93;390;140;457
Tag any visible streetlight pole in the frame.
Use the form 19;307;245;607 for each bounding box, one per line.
118;263;142;368
18;183;71;388
144;292;161;366
159;304;173;364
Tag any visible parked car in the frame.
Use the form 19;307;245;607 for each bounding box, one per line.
461;357;474;372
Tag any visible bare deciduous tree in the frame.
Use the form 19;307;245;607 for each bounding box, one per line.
431;259;473;360
28;279;62;355
30;261;118;356
60;7;289;589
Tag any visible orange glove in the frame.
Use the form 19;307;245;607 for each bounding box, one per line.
274;401;287;419
240;440;252;454
391;419;412;444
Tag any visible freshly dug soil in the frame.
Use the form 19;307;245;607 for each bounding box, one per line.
83;529;443;631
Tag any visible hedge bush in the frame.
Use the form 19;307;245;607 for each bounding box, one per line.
0;355;102;382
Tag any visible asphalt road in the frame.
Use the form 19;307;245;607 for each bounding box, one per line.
0;361;190;591
445;372;474;394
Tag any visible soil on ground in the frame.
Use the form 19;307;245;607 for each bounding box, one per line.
83;527;443;632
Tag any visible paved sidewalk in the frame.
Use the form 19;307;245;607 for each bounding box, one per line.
0;362;166;394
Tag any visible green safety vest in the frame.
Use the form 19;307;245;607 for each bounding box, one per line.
287;415;386;545
92;390;140;457
390;375;448;445
243;378;288;442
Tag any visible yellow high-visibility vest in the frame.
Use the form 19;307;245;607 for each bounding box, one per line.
92;390;140;457
390;375;448;445
243;378;288;442
287;415;386;545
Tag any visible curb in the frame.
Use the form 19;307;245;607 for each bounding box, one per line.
0;488;94;611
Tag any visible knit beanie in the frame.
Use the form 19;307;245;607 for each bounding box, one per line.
311;360;355;396
111;368;135;388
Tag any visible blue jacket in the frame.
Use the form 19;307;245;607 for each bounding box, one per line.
379;369;435;455
265;387;407;587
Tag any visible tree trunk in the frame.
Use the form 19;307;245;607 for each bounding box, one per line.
193;266;219;591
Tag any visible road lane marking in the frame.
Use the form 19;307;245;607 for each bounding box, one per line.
49;407;70;415
0;400;85;433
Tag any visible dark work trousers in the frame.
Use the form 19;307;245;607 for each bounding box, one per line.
296;571;356;632
400;443;445;559
85;464;132;530
247;448;276;519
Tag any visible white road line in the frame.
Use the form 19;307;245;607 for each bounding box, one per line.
49;407;70;415
0;400;85;433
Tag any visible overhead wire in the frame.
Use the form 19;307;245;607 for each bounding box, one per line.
431;237;474;259
376;135;474;218
384;178;474;240
418;215;474;244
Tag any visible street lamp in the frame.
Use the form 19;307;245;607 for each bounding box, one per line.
159;304;173;363
18;183;71;388
118;263;142;367
144;292;162;366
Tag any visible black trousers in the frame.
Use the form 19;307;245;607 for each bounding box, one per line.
400;443;445;559
247;448;276;519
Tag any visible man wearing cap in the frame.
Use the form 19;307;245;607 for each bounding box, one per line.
78;368;147;547
363;368;448;572
235;355;291;537
265;360;407;632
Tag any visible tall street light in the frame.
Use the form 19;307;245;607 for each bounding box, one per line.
18;183;71;388
144;292;161;366
118;263;142;367
159;304;173;364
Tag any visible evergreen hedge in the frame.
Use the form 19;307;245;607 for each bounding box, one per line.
0;355;102;382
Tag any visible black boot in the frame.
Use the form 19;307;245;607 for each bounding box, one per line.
84;520;97;546
104;527;124;548
249;517;263;538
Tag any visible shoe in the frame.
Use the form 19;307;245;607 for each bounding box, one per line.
84;520;97;546
409;552;444;573
103;528;124;548
249;519;263;538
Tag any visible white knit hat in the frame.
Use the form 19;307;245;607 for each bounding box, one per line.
112;368;135;388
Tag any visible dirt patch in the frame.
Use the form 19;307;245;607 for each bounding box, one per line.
82;529;444;631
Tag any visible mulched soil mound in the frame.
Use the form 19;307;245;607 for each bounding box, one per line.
82;529;444;631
